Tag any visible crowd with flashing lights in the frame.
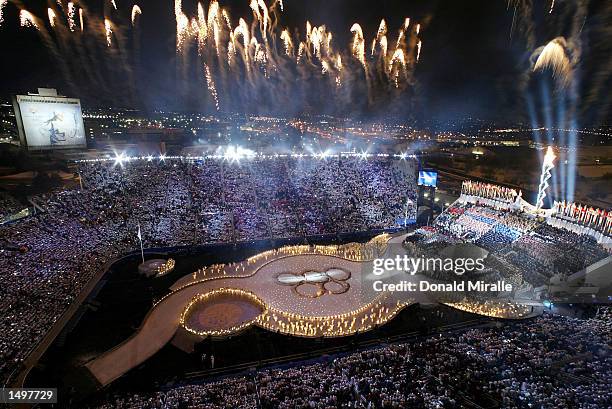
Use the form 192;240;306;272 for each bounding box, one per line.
0;191;23;220
428;202;609;287
0;156;416;384
90;309;611;409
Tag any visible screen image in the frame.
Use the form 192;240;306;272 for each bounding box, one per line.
418;170;438;187
14;95;86;150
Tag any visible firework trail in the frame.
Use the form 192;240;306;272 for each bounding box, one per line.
1;0;8;26
48;8;57;27
280;28;292;55
13;0;425;112
533;37;572;85
204;62;220;110
104;18;112;46
20;10;38;29
68;2;77;32
131;5;141;26
350;23;366;69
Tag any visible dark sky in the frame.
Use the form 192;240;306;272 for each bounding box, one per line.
0;0;610;125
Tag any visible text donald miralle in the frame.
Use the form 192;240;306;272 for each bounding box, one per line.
369;255;513;293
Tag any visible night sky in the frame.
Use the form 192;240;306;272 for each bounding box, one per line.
0;0;610;125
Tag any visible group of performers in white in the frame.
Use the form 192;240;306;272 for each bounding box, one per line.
461;180;519;202
460;180;611;236
553;200;612;235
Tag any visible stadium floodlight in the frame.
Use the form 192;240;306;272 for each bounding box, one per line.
223;145;255;162
359;150;368;160
535;146;556;210
399;152;407;160
159;154;166;161
113;152;126;167
320;149;333;160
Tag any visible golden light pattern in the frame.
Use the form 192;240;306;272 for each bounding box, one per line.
256;297;410;338
180;288;266;337
156;258;176;276
445;300;533;319
168;233;537;341
174;234;408;338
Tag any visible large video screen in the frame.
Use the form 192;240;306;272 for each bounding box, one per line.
14;94;86;150
418;170;438;187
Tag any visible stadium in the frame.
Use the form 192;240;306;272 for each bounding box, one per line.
0;151;608;408
0;0;611;408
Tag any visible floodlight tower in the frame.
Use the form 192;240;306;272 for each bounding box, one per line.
535;146;556;210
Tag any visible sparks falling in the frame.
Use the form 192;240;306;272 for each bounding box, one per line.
20;10;38;29
104;18;113;46
533;38;571;84
48;8;57;27
131;5;141;26
12;0;425;112
204;63;220;110
67;2;76;32
1;0;8;26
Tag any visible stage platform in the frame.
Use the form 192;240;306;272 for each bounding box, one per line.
86;233;539;387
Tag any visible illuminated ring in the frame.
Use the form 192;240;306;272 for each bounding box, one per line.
323;279;350;294
276;268;351;298
276;272;304;285
293;282;325;298
325;268;351;281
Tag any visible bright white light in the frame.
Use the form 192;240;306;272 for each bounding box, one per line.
536;146;556;210
318;150;332;160
399;152;407;160
146;155;153;161
223;145;255;162
359;150;368;160
113;152;126;167
543;146;556;167
159;154;166;161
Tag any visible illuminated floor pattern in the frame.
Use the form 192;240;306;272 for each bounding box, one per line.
86;233;537;387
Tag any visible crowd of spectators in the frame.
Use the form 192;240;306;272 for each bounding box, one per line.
91;309;611;408
431;202;610;287
0;156;417;384
0;191;24;220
